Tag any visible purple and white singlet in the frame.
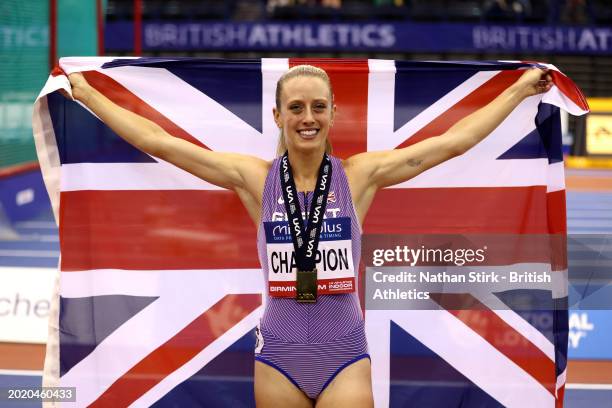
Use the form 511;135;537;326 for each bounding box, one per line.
255;156;369;399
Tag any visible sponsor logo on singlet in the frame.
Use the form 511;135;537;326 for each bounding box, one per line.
265;218;348;243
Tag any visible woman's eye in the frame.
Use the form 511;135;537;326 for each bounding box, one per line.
290;105;302;112
314;104;326;111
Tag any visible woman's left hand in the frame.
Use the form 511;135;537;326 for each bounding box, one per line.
515;67;554;98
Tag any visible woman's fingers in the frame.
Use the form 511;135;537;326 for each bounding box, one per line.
57;73;83;100
538;71;553;93
520;68;553;96
68;72;85;87
65;72;91;102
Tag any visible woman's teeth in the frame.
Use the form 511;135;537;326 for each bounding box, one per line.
299;129;318;138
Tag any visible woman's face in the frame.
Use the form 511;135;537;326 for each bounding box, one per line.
274;76;335;155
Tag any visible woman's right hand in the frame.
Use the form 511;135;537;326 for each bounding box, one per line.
66;72;92;102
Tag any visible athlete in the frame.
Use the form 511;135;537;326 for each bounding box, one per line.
66;64;552;408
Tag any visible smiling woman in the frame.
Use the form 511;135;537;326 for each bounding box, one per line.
65;62;552;408
274;65;335;158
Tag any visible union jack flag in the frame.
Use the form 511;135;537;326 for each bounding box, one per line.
33;57;588;407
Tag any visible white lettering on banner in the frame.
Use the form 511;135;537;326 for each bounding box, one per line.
379;25;395;47
472;26;611;53
186;24;200;46
267;25;281;46
249;25;267;46
304;26;317;47
281;24;300;46
0;26;49;48
577;30;597;51
0;293;49;317
0;102;35;132
362;25;378;47
319;25;334;47
144;23;396;49
568;312;595;349
336;25;350;46
0;267;55;344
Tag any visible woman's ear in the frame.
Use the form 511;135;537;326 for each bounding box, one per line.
331;104;337;127
273;107;281;128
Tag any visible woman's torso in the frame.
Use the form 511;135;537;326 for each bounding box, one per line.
256;156;364;342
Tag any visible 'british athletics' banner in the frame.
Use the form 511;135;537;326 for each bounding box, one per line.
105;21;612;55
33;58;588;407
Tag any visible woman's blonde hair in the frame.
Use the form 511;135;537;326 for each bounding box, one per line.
275;65;334;156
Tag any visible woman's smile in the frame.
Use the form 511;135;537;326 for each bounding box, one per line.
297;128;320;139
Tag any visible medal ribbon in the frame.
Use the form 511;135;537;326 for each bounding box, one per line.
279;152;332;301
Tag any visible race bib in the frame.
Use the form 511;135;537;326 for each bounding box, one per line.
264;217;356;297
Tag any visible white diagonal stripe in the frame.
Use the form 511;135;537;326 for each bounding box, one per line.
367;65;500;151
101;66;277;159
392;310;554;407
131;306;263;408
60;269;263;406
472;294;555;361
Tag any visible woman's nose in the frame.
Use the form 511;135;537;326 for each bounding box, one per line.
302;107;315;124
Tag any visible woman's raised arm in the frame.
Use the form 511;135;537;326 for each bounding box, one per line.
67;72;270;223
69;73;269;190
344;68;553;223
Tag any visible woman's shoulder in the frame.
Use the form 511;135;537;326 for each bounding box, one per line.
236;154;274;174
338;151;371;175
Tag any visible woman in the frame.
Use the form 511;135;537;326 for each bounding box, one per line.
66;64;552;408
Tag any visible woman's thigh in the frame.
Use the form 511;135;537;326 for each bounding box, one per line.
315;358;374;408
254;360;313;408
